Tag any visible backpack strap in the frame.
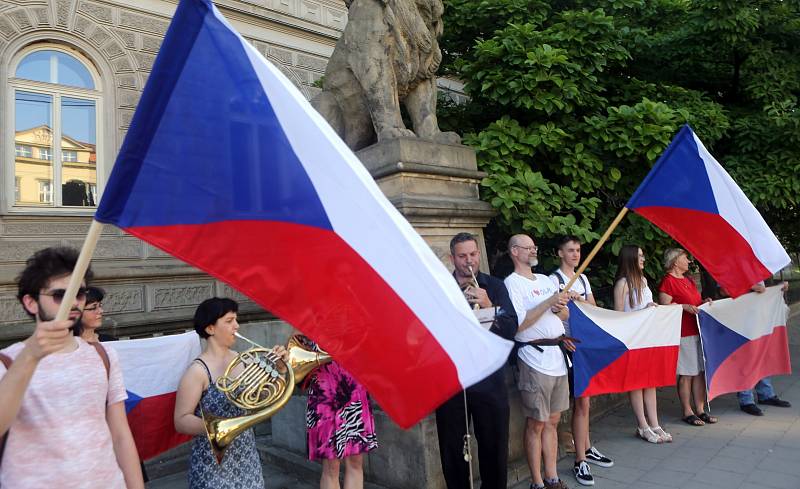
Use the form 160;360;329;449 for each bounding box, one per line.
89;342;110;379
0;353;12;468
553;271;565;288
579;274;589;300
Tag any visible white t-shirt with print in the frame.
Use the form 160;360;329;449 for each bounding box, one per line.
504;272;567;376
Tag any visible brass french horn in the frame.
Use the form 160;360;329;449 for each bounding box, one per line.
202;333;331;462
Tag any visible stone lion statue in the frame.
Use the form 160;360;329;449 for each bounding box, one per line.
311;0;461;151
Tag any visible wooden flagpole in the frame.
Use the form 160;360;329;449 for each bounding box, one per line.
561;207;629;293
54;220;104;321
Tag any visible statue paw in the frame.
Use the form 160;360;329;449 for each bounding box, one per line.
378;127;417;140
433;131;462;145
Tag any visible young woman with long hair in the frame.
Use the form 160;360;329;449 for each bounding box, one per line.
613;245;671;444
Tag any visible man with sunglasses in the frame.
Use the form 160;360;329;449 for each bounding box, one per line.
0;247;144;488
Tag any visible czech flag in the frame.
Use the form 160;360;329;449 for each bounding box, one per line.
569;302;682;398
113;332;201;460
698;286;791;401
94;0;511;429
627;125;790;298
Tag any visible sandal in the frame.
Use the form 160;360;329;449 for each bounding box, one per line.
682;414;705;426
652;426;673;443
697;412;718;424
636;426;663;444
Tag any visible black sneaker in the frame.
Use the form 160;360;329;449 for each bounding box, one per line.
584;446;613;468
573;461;595;486
741;403;764;416
758;396;792;408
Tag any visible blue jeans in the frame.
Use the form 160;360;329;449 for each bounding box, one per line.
737;377;775;406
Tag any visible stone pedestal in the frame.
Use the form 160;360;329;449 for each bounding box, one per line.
356;138;495;270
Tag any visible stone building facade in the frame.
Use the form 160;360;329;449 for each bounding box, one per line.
0;0;347;344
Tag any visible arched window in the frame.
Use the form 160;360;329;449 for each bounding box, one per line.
9;45;102;209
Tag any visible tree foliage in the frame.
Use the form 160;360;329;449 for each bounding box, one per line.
439;0;800;286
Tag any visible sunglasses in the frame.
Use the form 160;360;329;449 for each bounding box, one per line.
39;287;88;304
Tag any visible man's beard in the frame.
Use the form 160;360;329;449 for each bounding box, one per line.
529;258;538;268
37;306;82;330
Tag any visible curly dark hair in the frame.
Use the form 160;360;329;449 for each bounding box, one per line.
16;246;93;318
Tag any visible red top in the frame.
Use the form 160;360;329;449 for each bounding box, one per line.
659;274;702;337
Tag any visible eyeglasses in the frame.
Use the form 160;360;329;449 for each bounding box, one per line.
39;287;88;304
84;302;103;312
513;245;538;252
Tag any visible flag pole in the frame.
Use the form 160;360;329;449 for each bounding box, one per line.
54;219;104;321
562;207;629;293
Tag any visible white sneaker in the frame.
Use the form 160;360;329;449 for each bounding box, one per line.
584;446;613;468
573;460;595;486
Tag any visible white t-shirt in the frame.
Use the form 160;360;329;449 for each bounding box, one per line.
504;272;567;376
0;338;128;488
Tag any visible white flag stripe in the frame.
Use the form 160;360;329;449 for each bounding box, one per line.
575;302;682;349
694;134;791;273
113;332;201;398
699;286;788;340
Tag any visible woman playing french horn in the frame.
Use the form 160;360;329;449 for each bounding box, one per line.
174;297;288;489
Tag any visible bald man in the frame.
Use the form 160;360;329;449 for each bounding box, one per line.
504;234;572;489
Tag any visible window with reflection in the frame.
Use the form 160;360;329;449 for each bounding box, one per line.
11;47;100;209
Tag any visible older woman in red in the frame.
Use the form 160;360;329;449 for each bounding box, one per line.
658;248;717;427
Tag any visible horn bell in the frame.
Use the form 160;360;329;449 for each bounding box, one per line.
202;333;331;463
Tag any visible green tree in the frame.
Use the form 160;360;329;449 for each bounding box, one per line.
439;0;799;287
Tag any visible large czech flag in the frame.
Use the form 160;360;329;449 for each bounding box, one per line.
569;302;682;398
94;0;511;429
698;286;791;401
114;332;201;460
627;125;790;298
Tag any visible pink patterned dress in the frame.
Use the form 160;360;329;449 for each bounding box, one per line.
306;361;378;460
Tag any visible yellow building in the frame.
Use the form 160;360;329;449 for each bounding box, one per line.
15;125;97;206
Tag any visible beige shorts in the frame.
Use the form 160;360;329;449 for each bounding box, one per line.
517;359;569;422
677;335;705;376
